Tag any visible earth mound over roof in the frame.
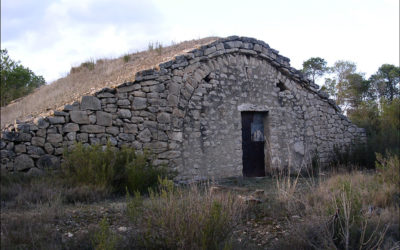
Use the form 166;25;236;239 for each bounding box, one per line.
1;37;218;128
1;36;325;128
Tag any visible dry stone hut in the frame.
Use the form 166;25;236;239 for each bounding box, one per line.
0;36;366;180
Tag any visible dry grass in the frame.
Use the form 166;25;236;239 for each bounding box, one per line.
0;37;218;128
272;154;400;250
127;179;247;249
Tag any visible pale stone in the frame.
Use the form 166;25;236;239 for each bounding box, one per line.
123;123;138;134
158;150;181;159
169;132;183;142
31;137;45;147
34;117;49;129
47;134;63;144
137;128;152;142
96;111;112;126
167;94;179;107
70;111;90;124
294;142;305;155
132;97;147;110
117;84;140;93
89;115;96;124
117;99;130;106
117;109;131;119
106;127;120;136
44;143;54;154
157;112;171;123
118;133;135;141
81;96;101;110
66;132;76;141
36;128;46;137
48;116;65;124
80;125;105;134
14;154;34;171
63;123;80;132
77;133;88;142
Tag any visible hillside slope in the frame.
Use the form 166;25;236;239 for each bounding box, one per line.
1;37;218;128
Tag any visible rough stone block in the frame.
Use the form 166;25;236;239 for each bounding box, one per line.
34;117;49;129
117;99;131;106
204;46;217;56
47;134;63;146
157;112;171;123
14;144;26;153
80;125;105;133
70;111;90;124
31;137;45;147
36;128;47;137
117;109;131;119
106;127;120;136
63;123;80;132
96;111;112;126
27;145;45;157
66;132;76;141
36;154;60;169
137;128;152;142
169;131;183;142
81;96;101;110
118;133;135;141
89;115;97;124
123;123;138;134
15;133;32;142
16;124;30;133
2;131;18;141
44;143;54;154
77;133;89;142
14;154;34;171
132;97;147;110
1;149;15;159
158;150;181;159
117;84;140;93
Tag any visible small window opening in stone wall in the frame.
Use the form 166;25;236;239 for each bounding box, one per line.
276;81;287;92
204;73;211;83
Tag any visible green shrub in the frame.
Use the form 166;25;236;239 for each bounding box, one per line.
375;153;399;187
0;49;46;106
123;54;130;62
62;143;174;194
81;59;95;71
92;217;118;250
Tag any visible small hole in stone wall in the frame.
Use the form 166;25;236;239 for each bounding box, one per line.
204;73;211;83
276;81;287;92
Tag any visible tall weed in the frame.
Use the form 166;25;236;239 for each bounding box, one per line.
127;179;246;249
62;143;174;194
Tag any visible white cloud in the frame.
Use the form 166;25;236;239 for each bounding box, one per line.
1;0;398;82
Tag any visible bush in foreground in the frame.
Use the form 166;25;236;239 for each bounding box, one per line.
62;143;175;194
127;178;247;250
273;154;400;250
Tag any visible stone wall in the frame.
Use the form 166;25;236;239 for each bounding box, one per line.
0;36;366;180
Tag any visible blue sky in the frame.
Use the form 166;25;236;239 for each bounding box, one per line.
1;0;399;83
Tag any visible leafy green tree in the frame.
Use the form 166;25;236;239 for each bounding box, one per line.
322;60;358;111
0;49;46;106
301;57;329;83
345;73;370;110
369;64;400;102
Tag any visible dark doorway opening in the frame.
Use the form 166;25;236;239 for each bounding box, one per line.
241;112;267;177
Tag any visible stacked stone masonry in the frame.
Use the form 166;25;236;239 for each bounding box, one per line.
0;36;366;180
